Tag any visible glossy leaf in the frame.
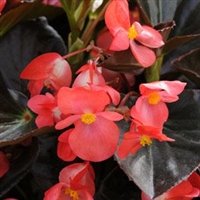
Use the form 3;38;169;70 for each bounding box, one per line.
173;48;200;87
162;34;200;55
0;16;67;95
0;0;63;37
100;49;145;74
136;0;182;26
161;0;200;75
0;138;39;197
116;89;200;198
0;17;65;147
0;78;54;147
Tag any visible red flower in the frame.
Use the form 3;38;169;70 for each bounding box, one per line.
131;81;186;127
141;172;200;200
0;151;10;178
117;124;174;159
105;0;164;67
0;0;6;14
72;60;120;105
44;162;95;200
27;92;61;128
20;53;72;97
55;87;123;162
57;129;76;162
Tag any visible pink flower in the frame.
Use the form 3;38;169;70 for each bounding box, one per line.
117;124;174;159
0;0;6;14
57;129;76;162
130;81;186;127
55;87;123;162
141;172;200;200
105;0;164;67
0;151;10;178
27;92;61;128
44;162;95;200
20;53;72;97
72;60;120;105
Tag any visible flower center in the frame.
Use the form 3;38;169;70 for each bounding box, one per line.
81;113;96;124
65;188;79;200
148;92;160;105
128;25;138;40
140;135;152;146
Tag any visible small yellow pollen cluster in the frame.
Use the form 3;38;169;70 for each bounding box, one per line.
140;135;152;146
81;113;96;125
148;91;161;105
128;25;138;40
65;188;79;200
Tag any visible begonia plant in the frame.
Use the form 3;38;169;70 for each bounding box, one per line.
0;0;200;200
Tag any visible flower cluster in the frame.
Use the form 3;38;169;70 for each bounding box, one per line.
1;0;196;199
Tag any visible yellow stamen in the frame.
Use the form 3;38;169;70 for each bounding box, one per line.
65;188;79;200
148;92;160;105
128;25;138;40
81;113;96;124
140;135;152;146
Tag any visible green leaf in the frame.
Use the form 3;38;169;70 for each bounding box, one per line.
173;48;200;87
116;89;200;198
0;0;63;37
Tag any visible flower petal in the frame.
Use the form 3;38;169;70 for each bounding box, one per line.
109;29;130;51
55;115;80;130
89;84;121;105
97;111;123;121
20;53;62;80
57;129;76;161
28;79;44;97
69;116;120;162
57;87;110;115
136;25;164;48
117;132;141;158
105;0;130;36
131;97;168;127
129;40;156;67
43;183;68;200
139;80;187;102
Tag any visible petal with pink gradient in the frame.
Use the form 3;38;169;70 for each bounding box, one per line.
105;0;130;36
20;53;61;80
129;40;156;67
109;29;129;51
131;97;169;127
57;87;110;115
57;129;76;161
139;81;187;102
117;132;141;159
69;116;120;162
136;25;164;48
59;162;95;196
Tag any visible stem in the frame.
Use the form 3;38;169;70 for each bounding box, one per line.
62;45;92;60
145;55;164;82
81;1;110;45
